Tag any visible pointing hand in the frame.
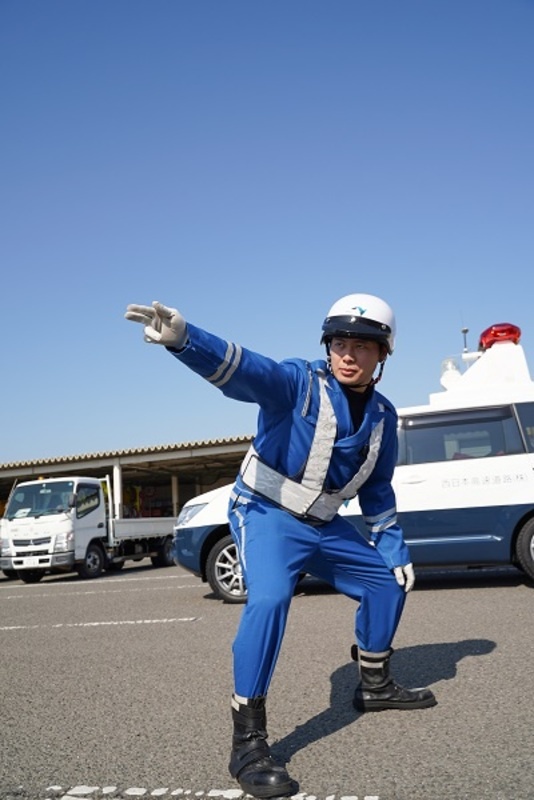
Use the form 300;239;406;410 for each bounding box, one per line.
125;301;188;349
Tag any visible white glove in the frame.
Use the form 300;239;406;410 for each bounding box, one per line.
125;301;188;349
393;562;415;593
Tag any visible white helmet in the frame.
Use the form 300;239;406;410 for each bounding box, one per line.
321;293;396;354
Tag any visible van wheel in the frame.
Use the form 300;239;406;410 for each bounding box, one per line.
205;534;247;604
150;536;175;567
77;543;105;579
515;518;534;580
18;570;44;584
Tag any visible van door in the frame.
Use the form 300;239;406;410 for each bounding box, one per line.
394;406;532;566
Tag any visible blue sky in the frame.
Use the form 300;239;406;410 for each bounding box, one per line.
1;0;533;464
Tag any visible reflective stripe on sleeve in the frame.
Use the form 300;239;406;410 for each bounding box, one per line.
207;342;243;388
364;506;398;533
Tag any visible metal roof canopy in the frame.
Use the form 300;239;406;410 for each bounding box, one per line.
0;436;252;508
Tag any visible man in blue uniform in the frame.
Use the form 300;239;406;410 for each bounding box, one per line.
125;293;436;798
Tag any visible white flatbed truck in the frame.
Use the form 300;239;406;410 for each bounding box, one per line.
0;474;175;583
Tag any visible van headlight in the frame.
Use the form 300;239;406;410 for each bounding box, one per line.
176;503;207;527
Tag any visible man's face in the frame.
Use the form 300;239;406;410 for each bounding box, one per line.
329;337;382;392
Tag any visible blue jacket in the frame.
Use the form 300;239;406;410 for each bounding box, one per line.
170;323;411;569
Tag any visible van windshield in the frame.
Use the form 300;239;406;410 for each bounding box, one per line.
4;481;75;520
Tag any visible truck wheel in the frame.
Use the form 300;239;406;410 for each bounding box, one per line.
205;534;247;604
150;536;175;568
515;518;534;580
77;543;105;579
2;569;18;580
18;570;44;584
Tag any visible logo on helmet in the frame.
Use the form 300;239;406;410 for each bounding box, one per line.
350;305;367;316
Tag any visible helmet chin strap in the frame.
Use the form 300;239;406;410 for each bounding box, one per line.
368;360;385;387
349;362;384;389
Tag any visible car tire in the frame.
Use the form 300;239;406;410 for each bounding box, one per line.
2;569;18;580
515;518;534;580
205;534;247;604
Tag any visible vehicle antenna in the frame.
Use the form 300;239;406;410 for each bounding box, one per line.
461;327;469;353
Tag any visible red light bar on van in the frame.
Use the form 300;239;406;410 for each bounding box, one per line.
478;323;521;350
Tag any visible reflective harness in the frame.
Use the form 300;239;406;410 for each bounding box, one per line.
239;372;385;522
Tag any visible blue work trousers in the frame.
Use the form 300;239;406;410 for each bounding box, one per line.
229;497;406;699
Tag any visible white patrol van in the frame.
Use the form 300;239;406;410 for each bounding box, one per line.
173;322;534;602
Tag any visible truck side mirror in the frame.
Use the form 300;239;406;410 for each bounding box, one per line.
68;493;76;508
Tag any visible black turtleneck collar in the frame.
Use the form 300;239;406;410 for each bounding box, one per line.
341;384;373;433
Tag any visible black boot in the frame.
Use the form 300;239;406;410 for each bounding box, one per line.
229;695;299;799
351;645;437;712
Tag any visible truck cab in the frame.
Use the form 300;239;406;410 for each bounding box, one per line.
0;477;108;582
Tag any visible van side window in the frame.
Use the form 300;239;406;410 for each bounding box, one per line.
515;402;534;453
398;406;524;466
76;485;100;518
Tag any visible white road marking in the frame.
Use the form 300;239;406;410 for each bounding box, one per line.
1;571;197;586
0;617;199;632
2;583;204;600
44;787;382;800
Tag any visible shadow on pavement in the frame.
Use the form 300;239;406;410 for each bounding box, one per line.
412;566;531;590
271;637;496;764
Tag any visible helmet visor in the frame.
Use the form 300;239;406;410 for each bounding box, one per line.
321;315;392;352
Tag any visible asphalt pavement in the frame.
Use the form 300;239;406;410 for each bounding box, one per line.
1;562;533;800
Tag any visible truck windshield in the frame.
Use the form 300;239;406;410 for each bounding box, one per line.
4;481;75;520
